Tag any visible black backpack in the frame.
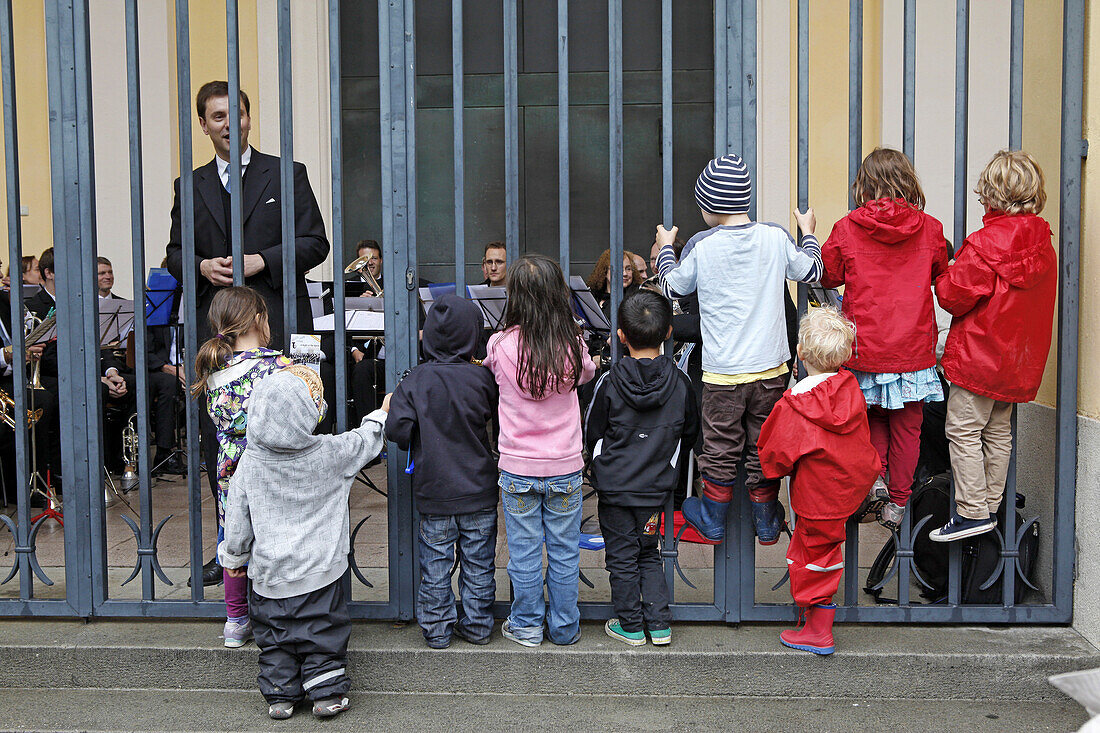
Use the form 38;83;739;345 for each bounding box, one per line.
864;473;1040;604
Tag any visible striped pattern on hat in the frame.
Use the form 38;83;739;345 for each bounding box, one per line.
694;154;751;215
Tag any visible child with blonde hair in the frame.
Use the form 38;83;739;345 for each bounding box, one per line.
192;286;292;648
758;307;880;655
930;150;1056;542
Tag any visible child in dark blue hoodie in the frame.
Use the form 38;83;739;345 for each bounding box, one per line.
584;290;699;646
385;294;499;648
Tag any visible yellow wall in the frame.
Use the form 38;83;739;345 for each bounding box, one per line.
0;3;54;262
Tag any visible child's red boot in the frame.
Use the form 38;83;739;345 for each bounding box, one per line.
779;602;836;655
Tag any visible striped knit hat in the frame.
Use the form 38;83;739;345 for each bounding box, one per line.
694;154;751;215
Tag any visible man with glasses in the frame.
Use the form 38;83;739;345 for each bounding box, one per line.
480;242;507;286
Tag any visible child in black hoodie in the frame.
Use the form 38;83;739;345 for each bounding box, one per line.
584;290;699;646
385;294;499;648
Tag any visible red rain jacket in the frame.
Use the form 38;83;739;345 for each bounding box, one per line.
757;371;881;521
821;198;950;373
936;211;1056;403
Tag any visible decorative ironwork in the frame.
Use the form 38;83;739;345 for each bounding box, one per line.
119;515;174;587
0;514;54;586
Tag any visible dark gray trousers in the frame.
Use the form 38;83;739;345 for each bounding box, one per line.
249;578;351;704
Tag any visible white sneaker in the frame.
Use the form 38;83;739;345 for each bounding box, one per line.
222;618;252;648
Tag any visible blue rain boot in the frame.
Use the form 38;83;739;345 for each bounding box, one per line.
681;495;729;542
751;500;782;545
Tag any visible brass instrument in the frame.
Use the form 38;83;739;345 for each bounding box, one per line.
344;254;384;296
24;312;55;391
120;413;139;493
0;388;42;429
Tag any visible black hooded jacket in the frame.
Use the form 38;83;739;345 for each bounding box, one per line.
583;355;699;507
385;294;499;515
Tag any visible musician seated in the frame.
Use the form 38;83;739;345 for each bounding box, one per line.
346;239;382;297
480;242;507;286
97;256;121;300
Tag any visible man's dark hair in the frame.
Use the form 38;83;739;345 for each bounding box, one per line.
97;256;112;267
357;239;381;257
195;81;251;119
483;241;506;257
38;247;53;278
618;289;672;351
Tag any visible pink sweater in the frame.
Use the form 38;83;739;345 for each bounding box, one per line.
483;327;597;477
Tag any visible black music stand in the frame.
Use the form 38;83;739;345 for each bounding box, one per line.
465;285;507;331
568;276;611;333
99;299;136;347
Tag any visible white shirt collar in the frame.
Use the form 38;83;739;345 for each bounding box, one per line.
216;147;252;186
791;371;836;395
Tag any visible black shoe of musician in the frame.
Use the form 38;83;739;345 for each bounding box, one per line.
153;454;187;477
187;556;223;588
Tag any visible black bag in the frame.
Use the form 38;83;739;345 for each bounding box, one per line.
864;473;1040;604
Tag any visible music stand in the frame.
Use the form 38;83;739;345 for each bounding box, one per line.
144;268;178;327
99;299;136;346
568;276;611;333
465;285;507;331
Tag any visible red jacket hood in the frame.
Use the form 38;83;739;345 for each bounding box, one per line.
785;372;867;435
966;212;1055;289
848;198;925;244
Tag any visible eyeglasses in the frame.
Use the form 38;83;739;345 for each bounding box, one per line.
482;259;506;267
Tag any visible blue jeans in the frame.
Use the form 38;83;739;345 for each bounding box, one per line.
499;470;583;644
416;508;498;644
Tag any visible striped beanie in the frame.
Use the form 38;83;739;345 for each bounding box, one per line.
694;154;751;215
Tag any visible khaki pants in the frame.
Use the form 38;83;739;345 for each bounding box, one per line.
944;386;1013;520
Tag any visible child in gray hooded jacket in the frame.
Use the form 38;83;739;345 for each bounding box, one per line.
219;365;388;720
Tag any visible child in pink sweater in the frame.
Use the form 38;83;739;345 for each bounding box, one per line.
483;255;596;647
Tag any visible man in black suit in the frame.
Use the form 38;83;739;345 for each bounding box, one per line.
165;81;329;586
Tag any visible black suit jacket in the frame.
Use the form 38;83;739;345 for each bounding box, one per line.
166;148;329;346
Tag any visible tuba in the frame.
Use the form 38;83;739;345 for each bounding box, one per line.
344;255;384;296
0;388;42;430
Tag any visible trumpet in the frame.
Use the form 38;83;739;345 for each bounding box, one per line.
120;413;139;493
0;388;42;430
344;254;383;296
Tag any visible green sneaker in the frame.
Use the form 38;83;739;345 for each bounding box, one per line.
604;619;646;646
648;627;672;646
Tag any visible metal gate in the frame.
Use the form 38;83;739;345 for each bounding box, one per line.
0;0;1083;624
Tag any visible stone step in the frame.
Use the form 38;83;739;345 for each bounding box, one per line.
0;620;1096;703
0;688;1087;732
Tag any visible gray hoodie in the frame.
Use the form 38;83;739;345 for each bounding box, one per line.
218;369;387;599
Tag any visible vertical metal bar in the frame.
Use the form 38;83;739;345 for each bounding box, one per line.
1054;0;1084;618
124;0;156;600
175;0;205;599
329;0;347;433
557;0;569;272
226;0;244;285
724;0;741;155
503;0;519;265
609;0;623;364
1003;407;1018;607
740;0;756;220
848;0;863;208
0;0;32;600
796;0;809;322
660;0;672;227
277;0;296;346
902;0;915;161
713;0;726;154
843;518;858;605
1008;0;1024;150
452;0;465;291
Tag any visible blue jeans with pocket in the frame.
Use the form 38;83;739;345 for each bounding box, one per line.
416;508;498;644
499;470;583;644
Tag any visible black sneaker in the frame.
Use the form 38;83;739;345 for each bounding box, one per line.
929;515;996;543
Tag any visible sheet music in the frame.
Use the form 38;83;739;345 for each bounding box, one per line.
313;310;386;332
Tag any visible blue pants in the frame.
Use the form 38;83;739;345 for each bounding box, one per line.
416;508;498;644
499;470;583;645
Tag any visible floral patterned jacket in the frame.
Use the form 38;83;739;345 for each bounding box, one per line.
205;347;292;521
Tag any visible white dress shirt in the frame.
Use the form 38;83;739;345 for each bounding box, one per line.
216;147;252;192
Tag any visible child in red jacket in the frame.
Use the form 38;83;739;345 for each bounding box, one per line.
821;148;950;531
759;307;880;655
930;150;1056;542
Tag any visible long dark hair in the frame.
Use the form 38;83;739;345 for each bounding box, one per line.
502;255;584;399
851;147;926;210
190;286;270;397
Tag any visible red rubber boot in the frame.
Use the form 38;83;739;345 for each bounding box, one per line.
779;603;836;655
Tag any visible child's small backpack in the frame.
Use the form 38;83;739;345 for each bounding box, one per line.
864;472;1040;604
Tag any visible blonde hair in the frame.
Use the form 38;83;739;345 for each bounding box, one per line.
975;149;1046;215
799;307;856;372
190;286;270;397
851;147;926;210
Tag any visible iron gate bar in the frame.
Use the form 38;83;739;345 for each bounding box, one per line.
902;0;915;161
503;0;518;266
452;0;465;292
660;0;672;228
174;0;206;601
278;0;297;345
740;0;756;219
1055;0;1084;620
609;0;623;364
226;0;244;286
557;0;568;273
123;0;158;600
329;0;348;434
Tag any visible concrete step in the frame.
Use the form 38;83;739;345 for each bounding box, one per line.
0;689;1088;733
1;619;1096;704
